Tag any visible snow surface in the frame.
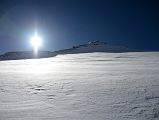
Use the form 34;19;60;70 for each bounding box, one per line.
0;52;159;120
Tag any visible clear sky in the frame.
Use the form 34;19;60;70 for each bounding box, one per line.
0;0;158;52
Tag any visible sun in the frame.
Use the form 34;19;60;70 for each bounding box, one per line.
31;33;42;52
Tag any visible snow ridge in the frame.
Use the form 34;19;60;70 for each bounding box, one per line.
0;41;133;61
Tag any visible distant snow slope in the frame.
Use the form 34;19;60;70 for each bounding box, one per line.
0;52;159;120
0;51;54;60
55;41;132;54
0;41;133;61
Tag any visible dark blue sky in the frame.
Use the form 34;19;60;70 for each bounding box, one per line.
0;0;159;52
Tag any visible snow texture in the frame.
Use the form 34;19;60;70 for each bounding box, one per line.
0;52;159;120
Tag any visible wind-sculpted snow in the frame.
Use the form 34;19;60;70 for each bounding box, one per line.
0;52;159;120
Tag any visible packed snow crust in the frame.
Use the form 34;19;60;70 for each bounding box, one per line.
0;52;159;120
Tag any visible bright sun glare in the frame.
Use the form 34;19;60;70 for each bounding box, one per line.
31;33;42;52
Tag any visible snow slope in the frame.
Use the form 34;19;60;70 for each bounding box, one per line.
0;51;54;60
55;41;132;54
0;41;133;61
0;52;159;120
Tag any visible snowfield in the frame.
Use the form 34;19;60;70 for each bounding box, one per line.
0;52;159;120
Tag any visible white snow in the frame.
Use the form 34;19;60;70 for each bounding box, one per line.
0;52;159;120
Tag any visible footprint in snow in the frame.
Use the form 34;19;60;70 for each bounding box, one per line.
47;94;56;99
65;89;75;95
